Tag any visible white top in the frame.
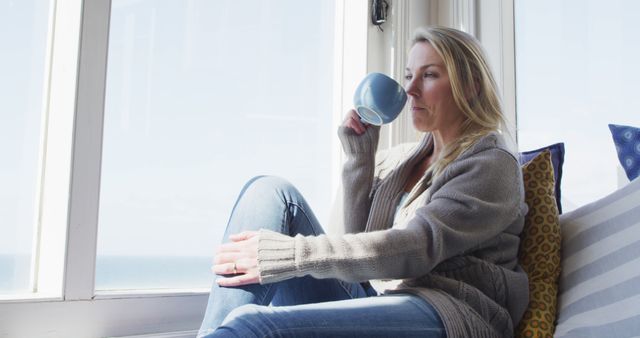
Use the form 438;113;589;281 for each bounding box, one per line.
371;191;411;293
392;192;410;226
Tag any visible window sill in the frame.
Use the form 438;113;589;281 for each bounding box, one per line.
94;287;210;300
0;292;62;303
0;292;208;337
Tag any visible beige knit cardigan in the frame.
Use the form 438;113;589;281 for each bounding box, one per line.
257;126;529;338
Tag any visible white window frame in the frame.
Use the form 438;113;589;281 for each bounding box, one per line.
0;1;371;337
476;0;517;138
2;1;516;336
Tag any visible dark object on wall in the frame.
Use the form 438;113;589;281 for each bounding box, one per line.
372;0;389;31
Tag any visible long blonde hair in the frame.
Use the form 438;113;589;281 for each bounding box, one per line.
412;26;510;177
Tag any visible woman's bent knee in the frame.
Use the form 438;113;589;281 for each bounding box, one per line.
244;175;296;194
239;176;301;205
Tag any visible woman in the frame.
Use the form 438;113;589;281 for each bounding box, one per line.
198;26;529;338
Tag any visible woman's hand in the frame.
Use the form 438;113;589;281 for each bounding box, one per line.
343;109;369;135
212;230;260;287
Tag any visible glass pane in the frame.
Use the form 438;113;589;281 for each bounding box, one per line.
515;0;640;211
97;0;336;290
0;0;51;294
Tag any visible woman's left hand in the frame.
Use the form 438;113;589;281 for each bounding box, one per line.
212;230;261;287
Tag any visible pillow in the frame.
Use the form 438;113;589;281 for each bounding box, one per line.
554;177;640;337
519;143;565;214
516;150;562;338
608;124;640;181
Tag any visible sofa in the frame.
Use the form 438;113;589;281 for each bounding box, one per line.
515;124;640;338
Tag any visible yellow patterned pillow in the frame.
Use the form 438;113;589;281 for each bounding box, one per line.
516;150;562;338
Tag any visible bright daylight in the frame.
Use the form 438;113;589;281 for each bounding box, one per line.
1;0;639;337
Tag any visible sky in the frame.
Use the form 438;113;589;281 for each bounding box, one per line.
2;0;640;278
0;0;49;255
1;0;336;260
98;0;336;257
515;0;640;210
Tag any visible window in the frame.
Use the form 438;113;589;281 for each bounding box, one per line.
515;0;640;210
0;0;52;295
96;0;337;290
0;0;369;336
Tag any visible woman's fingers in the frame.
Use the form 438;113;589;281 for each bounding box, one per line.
217;235;254;253
216;241;241;254
343;109;368;135
349;116;366;135
211;258;256;275
229;231;258;242
213;251;245;265
213;257;261;286
211;232;260;285
216;271;260;287
211;262;238;275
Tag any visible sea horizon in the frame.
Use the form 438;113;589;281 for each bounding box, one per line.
0;254;214;294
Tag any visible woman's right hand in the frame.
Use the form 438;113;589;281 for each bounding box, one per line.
342;109;369;135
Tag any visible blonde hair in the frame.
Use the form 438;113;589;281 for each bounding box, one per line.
411;26;510;177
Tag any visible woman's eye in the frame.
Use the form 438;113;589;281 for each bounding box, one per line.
404;74;412;81
424;72;436;78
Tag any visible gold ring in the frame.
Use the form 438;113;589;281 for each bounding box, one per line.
232;262;237;274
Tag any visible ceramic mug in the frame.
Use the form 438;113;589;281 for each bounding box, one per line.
353;72;407;125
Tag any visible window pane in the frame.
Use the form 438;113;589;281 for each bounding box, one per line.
515;0;640;211
0;0;51;294
97;0;336;290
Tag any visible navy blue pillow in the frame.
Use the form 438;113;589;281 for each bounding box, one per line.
519;143;565;214
609;124;640;181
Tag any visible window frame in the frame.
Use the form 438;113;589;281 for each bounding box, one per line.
1;0;515;336
0;0;371;336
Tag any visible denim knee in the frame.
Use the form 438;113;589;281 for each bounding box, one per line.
240;175;299;202
223;303;264;323
219;304;273;336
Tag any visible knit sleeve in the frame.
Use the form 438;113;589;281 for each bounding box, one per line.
337;125;380;234
257;147;525;285
409;148;525;260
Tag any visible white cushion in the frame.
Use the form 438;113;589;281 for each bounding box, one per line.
554;178;640;337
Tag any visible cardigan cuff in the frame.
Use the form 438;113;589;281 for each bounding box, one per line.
337;125;380;154
257;229;297;284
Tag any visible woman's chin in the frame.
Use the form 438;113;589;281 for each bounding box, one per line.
412;119;432;133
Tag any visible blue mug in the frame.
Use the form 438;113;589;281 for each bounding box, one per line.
353;72;407;125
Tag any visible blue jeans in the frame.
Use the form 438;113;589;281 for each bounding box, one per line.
197;176;445;338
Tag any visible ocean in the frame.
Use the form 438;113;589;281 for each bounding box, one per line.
0;254;214;293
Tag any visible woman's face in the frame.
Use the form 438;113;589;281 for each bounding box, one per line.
404;42;465;134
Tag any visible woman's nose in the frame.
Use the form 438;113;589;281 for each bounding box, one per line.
405;80;419;98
